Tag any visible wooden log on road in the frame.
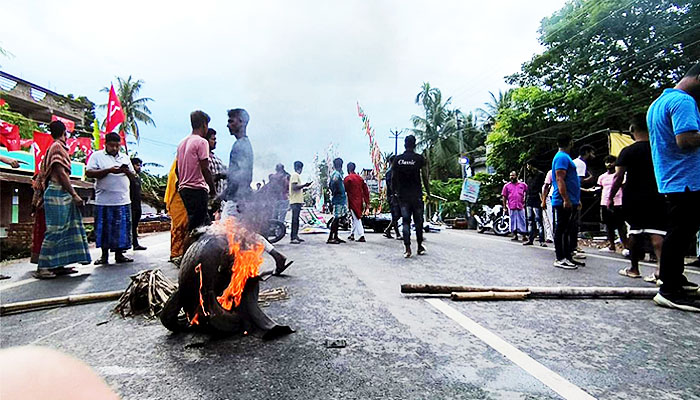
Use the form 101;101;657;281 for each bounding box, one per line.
401;284;530;294
451;291;530;301
402;284;662;299
0;291;123;316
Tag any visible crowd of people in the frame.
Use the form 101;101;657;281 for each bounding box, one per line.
500;62;700;312
17;124;148;279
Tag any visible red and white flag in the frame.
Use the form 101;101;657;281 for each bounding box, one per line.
0;119;21;151
32;131;53;174
51;115;76;133
104;84;125;133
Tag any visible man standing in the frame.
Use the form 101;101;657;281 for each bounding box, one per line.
596;155;628;254
34;121;91;278
551;133;583;269
206;128;227;199
129;157;147;251
269;163;291;222
86;132;136;265
289;161;311;244
344;162;370;242
609;115;664;281
176;111;215;234
647;63;700;311
223;108;292;275
524;161;546;246
327;158;347;244
574;144;596;186
502;171;528;242
383;155;402;240
392;135;429;258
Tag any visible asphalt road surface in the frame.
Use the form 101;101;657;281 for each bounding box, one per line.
1;227;699;399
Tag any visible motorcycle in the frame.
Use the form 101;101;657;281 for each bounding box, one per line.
474;204;510;236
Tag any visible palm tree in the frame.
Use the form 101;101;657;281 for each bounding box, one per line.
476;89;513;131
411;83;457;179
100;76;155;141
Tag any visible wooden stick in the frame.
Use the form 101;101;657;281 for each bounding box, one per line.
402;284;661;299
0;291;123;316
451;291;530;301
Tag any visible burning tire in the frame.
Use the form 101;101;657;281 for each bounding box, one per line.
160;226;294;339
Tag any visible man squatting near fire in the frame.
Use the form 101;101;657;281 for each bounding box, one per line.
392;135;429;258
221;108;293;275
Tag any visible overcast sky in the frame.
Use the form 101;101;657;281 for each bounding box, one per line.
1;0;565;183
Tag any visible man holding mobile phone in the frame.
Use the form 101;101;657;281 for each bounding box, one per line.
87;132;137;264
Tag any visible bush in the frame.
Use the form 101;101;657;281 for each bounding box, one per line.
0;241;30;261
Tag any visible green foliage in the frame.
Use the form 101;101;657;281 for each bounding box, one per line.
429;178;464;219
139;171;167;212
66;94;96;131
471;172;504;208
0;102;43;138
412;83;487;180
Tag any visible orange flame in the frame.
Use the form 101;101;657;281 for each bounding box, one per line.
214;217;265;310
188;263;209;326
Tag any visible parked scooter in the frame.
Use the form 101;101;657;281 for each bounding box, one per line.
474;204;510;236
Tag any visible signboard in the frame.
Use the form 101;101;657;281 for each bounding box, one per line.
459;178;481;203
0;148;86;179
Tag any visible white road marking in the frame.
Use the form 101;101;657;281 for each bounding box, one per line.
461;231;700;276
426;298;597;400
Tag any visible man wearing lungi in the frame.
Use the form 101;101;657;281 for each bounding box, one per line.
34;121;91;279
87;132;136;264
502;171;528;242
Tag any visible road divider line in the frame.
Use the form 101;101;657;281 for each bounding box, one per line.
426;298;597;400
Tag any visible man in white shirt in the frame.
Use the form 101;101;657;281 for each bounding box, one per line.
86;132;136;264
573;144;596;185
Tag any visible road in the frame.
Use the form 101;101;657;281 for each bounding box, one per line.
1;227;699;399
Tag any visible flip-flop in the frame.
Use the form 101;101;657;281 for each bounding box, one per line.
32;269;56;279
115;256;134;263
54;267;79;276
94;258;108;265
618;268;641;278
643;274;659;283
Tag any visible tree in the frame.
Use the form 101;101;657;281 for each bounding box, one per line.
66;94;96;132
476;90;513;131
101;76;155;141
508;0;700;133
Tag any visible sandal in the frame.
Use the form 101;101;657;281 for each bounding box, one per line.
94;257;108;265
54;267;79;276
115;256;134;263
33;269;56;279
327;239;340;244
618;268;641;278
643;274;659;284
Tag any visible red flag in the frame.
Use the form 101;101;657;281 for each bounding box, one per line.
0;119;21;151
119;130;128;153
51;115;76;133
104;84;125;133
20;139;34;149
66;138;80;155
32;131;53;174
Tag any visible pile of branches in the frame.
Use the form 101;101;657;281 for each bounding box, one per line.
258;287;289;307
114;269;177;318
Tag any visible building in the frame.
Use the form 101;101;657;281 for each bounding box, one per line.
0;70;92;248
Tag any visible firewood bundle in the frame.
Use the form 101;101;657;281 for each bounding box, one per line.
258;287;289;307
114;269;178;318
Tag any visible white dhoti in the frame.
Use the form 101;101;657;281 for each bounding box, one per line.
350;210;365;238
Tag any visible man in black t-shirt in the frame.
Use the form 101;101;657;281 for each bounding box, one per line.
130;158;147;251
524;160;546;247
391;135;430;258
609;115;665;281
383;156;402;240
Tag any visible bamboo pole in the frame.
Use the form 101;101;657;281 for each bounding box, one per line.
451;291;530;301
402;284;662;299
0;290;123;316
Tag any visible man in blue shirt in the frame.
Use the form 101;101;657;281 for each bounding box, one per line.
551;133;583;269
327;157;348;244
647;62;700;312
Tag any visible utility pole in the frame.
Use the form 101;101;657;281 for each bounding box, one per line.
456;113;464;179
389;128;403;156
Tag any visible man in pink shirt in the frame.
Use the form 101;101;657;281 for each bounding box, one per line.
176;110;216;236
596;155;628;253
502;171;528;241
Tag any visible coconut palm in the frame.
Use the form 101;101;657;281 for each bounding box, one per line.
476;89;513;131
100;76;155;141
